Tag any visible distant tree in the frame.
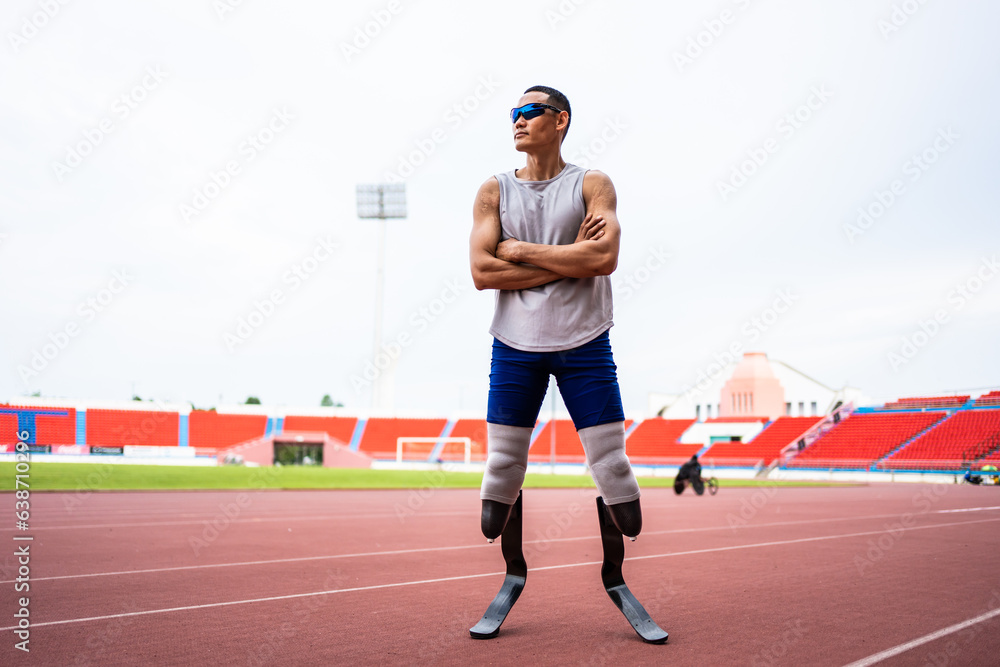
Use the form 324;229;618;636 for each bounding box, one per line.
320;394;343;407
245;396;261;405
132;395;143;401
30;391;41;397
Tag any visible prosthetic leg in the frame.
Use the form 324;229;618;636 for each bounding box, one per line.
597;496;669;644
469;491;526;639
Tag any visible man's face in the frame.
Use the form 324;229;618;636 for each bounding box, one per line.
512;92;564;151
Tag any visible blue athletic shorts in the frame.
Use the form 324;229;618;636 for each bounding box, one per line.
487;330;625;430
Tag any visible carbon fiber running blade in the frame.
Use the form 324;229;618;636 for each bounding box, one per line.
470;492;526;639
597;496;669;644
469;573;525;639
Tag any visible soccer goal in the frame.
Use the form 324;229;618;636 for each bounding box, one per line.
396;437;474;464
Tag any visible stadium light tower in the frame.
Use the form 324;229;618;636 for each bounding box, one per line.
356;183;407;411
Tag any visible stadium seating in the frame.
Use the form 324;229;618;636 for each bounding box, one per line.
0;410;18;444
882;395;969;410
86;408;180;448
974;391;1000;407
702;416;823;465
358;417;448;458
188;411;268;450
0;405;77;446
447;418;489;461
977;445;1000;465
529;419;584;463
787;411;946;468
624;418;700;463
882;409;1000;467
282;415;357;444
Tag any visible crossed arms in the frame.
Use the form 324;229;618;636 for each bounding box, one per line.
468;170;621;291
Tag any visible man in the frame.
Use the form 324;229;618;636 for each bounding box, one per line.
674;454;704;495
469;85;642;539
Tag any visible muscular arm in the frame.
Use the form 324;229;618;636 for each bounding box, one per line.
495;170;620;278
469;177;564;291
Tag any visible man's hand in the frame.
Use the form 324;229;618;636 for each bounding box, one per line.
497;214;607;264
496;237;521;263
574;212;606;243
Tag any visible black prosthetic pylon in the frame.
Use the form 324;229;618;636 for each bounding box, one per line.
597;497;669;644
470;491;526;639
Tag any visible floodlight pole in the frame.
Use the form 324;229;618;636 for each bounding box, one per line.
373;188;387;397
356;184;406;411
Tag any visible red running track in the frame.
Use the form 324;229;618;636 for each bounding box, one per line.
2;483;1000;665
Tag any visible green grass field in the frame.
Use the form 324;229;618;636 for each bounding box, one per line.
0;462;847;492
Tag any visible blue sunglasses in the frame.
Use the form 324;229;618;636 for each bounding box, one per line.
510;102;564;123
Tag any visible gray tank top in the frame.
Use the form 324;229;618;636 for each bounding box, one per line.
489;163;613;352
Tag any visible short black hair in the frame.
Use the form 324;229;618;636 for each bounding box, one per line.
524;85;571;142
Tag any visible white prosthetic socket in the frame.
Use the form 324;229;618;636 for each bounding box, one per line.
578;421;640;505
480;423;533;505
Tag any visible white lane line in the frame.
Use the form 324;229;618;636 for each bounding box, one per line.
936;505;1000;513
5;509;997;584
842;607;1000;667
3;516;997;632
0;570;508;631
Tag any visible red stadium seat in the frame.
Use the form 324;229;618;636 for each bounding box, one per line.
788;411;947;468
702;416;823;466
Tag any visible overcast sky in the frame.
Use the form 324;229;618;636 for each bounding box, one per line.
2;0;998;416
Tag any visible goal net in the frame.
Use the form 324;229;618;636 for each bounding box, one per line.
396;437;477;464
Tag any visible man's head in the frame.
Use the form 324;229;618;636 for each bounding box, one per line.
511;85;571;149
